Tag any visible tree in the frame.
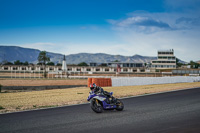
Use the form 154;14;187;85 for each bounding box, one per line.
23;61;29;66
189;60;199;68
56;63;62;66
37;51;50;78
47;62;55;66
176;58;183;68
4;62;13;65
37;62;42;65
14;60;23;65
78;62;88;66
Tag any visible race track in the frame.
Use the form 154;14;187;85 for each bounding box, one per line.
1;88;200;133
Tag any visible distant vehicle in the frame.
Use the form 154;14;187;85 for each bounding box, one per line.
87;90;124;113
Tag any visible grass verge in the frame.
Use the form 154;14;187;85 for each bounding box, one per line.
0;82;200;113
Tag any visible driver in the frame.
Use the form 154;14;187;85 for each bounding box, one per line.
90;83;102;93
90;83;113;99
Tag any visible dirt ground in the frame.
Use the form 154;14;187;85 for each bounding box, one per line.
0;79;87;86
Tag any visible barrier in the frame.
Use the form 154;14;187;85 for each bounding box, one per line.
111;76;200;87
88;76;200;88
87;78;92;87
88;78;112;87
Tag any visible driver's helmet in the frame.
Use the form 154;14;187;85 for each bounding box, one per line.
90;83;96;90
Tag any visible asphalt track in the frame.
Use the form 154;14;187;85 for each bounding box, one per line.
1;88;200;133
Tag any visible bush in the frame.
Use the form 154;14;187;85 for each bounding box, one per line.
0;106;5;110
0;84;2;93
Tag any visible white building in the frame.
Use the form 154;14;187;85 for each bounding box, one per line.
151;49;176;69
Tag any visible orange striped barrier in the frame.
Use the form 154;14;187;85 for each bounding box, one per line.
88;78;112;87
87;78;92;87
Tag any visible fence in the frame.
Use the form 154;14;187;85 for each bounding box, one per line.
111;76;200;87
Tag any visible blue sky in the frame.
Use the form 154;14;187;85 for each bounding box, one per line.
0;0;200;62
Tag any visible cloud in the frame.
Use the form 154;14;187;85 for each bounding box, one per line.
115;29;200;62
176;17;200;26
118;16;171;29
107;8;200;62
108;15;175;34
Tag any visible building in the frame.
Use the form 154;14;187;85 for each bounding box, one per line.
151;49;176;69
90;62;144;68
62;55;67;72
107;62;143;68
0;64;145;73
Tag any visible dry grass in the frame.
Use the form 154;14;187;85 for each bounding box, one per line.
0;82;200;113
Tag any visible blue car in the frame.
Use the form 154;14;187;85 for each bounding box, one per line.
87;90;124;113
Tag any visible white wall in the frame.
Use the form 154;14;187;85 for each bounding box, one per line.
111;76;200;87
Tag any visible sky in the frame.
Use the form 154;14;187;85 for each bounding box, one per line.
0;0;200;62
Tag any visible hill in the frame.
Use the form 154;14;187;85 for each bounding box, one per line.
0;46;159;64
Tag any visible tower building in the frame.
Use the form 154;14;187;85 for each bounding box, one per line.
151;49;176;69
62;55;67;72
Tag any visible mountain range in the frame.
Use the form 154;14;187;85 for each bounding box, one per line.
0;46;184;65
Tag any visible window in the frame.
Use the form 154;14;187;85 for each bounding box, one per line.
13;67;17;70
136;63;142;67
86;68;91;71
105;68;109;72
77;68;81;71
123;68;128;72
68;68;72;71
123;64;127;67
96;68;100;71
133;69;137;72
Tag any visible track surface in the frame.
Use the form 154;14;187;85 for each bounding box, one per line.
1;88;200;133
